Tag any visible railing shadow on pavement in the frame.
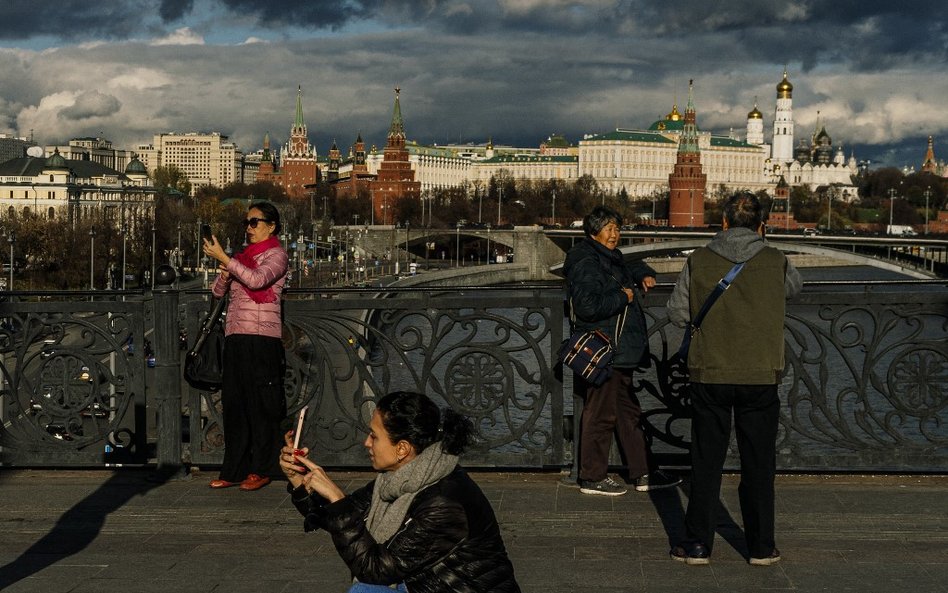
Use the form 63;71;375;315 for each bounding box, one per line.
0;469;173;590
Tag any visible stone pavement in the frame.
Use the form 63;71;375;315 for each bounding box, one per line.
0;469;945;593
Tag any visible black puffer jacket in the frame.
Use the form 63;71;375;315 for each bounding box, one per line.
563;238;656;368
290;467;521;593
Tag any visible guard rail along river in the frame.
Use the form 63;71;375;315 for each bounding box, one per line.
0;272;946;473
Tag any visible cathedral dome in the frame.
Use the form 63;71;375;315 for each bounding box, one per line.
45;148;68;169
776;71;793;98
747;105;763;119
125;156;147;175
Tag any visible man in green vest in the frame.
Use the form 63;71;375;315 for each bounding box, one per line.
666;192;802;566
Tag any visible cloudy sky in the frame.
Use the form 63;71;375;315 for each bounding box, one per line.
1;0;945;170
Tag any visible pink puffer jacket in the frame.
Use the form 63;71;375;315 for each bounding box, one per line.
211;244;288;339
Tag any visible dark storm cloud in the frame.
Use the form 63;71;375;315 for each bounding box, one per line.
218;0;384;30
0;1;149;41
59;91;122;121
159;0;195;22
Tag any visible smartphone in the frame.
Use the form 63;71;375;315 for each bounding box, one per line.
201;224;213;242
293;405;308;459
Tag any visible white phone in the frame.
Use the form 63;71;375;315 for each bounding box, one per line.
293;405;308;456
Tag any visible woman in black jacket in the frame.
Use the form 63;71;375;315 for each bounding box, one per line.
563;206;681;496
280;391;520;593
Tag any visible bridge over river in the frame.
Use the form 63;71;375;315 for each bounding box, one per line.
341;225;947;284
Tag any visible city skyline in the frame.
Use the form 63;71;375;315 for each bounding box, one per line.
1;0;946;171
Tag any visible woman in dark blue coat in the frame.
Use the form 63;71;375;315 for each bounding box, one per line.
563;206;681;496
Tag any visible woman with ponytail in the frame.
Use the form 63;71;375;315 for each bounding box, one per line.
203;201;288;491
281;391;521;593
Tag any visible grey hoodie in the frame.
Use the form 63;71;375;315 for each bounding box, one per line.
667;227;802;328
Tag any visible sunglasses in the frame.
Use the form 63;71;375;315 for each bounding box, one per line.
243;217;272;228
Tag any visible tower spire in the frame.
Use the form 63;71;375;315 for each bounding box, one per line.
389;86;405;140
294;85;304;129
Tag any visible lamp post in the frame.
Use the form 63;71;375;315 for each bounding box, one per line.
7;232;14;290
887;188;897;231
121;225;128;289
486;223;491;265
478;188;483;224
456;222;461;268
89;229;96;290
150;224;156;289
924;186;932;235
551;188;556;226
195;219;202;271
497;187;503;227
175;223;182;271
297;229;304;288
826;188;833;232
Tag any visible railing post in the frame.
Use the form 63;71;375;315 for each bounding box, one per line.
152;265;185;478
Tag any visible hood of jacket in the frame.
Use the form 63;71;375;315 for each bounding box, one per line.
705;227;766;264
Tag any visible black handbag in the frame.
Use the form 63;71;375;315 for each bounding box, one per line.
184;297;227;390
558;298;628;386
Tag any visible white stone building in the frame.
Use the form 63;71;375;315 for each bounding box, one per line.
136;132;244;194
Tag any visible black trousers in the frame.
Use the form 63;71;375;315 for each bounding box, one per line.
579;368;650;482
684;382;779;558
219;334;286;481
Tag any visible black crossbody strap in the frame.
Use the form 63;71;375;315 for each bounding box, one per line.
690;261;745;331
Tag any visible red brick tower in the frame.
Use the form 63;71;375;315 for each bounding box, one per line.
279;86;319;198
668;80;706;228
371;87;420;225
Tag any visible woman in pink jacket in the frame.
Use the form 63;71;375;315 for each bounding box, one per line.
202;202;288;491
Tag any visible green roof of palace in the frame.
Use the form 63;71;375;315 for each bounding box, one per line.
709;137;756;148
583;130;677;144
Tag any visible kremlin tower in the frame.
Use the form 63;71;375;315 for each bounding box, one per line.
370;87;420;225
667;80;706;228
258;86;320;198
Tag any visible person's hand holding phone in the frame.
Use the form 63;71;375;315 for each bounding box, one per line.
279;430;345;503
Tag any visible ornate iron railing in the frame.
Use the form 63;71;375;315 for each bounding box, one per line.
1;282;946;471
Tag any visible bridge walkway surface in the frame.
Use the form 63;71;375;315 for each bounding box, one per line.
0;469;945;592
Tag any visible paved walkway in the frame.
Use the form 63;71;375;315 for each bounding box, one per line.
0;469;945;592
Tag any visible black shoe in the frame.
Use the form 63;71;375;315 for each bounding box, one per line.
633;470;682;492
579;477;627;496
671;541;711;565
749;548;781;566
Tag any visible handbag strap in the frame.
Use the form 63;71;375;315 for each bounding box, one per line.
690;261;745;332
190;297;227;354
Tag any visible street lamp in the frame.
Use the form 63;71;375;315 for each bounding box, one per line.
497;187;503;227
150;224;157;289
826;188;833;232
121;225;128;289
486;223;491;265
887;188;898;232
89;228;96;290
551;188;556;226
456;222;461;268
7;231;14;290
924;186;932;235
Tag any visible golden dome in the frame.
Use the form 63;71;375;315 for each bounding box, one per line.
666;103;682;121
776;70;793;97
748;105;763;119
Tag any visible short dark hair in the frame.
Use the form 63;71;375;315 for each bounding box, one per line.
376;391;473;456
723;192;763;230
249;201;282;234
583;206;622;238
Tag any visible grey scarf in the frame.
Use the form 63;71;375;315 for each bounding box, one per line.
365;443;458;544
